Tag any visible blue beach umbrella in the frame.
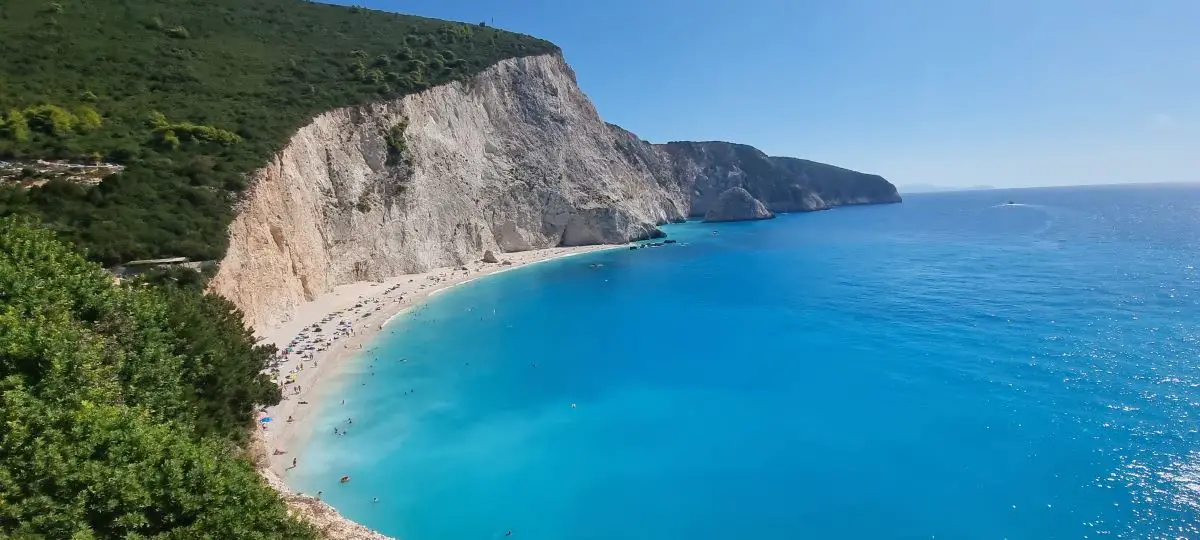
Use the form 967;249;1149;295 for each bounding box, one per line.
260;417;273;423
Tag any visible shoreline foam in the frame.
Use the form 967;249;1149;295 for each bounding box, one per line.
249;244;622;538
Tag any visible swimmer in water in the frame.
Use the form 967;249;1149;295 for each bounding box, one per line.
372;497;379;503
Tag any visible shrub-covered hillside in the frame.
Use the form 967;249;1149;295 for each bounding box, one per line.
0;0;557;265
0;216;314;538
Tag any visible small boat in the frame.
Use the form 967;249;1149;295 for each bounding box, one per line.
1006;200;1016;205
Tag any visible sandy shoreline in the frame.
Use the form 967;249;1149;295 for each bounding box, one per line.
250;244;622;536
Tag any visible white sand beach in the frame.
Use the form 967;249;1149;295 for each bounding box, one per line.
253;244;620;485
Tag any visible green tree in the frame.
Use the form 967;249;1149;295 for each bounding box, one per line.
0;391;315;539
2;109;31;142
0;0;557;265
23;104;77;135
0;217;310;537
74;106;103;132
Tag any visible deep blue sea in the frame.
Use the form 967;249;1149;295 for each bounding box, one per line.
293;185;1200;539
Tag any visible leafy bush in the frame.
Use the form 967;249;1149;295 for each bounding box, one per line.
384;119;408;166
23;104;77;135
148;112;243;148
0;217;310;538
74;105;103;131
0;0;558;265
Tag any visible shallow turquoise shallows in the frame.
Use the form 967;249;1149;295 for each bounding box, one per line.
291;185;1200;539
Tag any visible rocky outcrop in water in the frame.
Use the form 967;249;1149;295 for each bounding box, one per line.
703;187;775;222
213;53;899;332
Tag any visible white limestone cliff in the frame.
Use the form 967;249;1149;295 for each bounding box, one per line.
212;53;689;331
212;52;900;333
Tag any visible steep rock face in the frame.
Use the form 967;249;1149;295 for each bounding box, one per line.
769;156;902;207
213;53;901;333
703;187;775;222
212;53;690;331
660;141;900;216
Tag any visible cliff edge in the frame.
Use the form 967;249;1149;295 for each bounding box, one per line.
661;141;901;217
213;53;899;332
212;53;690;331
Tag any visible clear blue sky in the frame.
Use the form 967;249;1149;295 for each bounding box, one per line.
334;0;1198;188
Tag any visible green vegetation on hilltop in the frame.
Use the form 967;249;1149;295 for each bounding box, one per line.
0;0;557;265
0;217;313;538
0;3;558;534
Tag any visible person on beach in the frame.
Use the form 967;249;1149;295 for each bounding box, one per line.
291;457;297;468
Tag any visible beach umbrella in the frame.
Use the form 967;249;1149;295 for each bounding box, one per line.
261;417;273;423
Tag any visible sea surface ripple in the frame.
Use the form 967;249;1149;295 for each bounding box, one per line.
294;184;1200;539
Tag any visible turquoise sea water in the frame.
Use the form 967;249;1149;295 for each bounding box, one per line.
293;185;1200;539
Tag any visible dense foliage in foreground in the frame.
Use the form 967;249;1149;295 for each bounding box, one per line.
0;0;557;265
0;218;313;538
